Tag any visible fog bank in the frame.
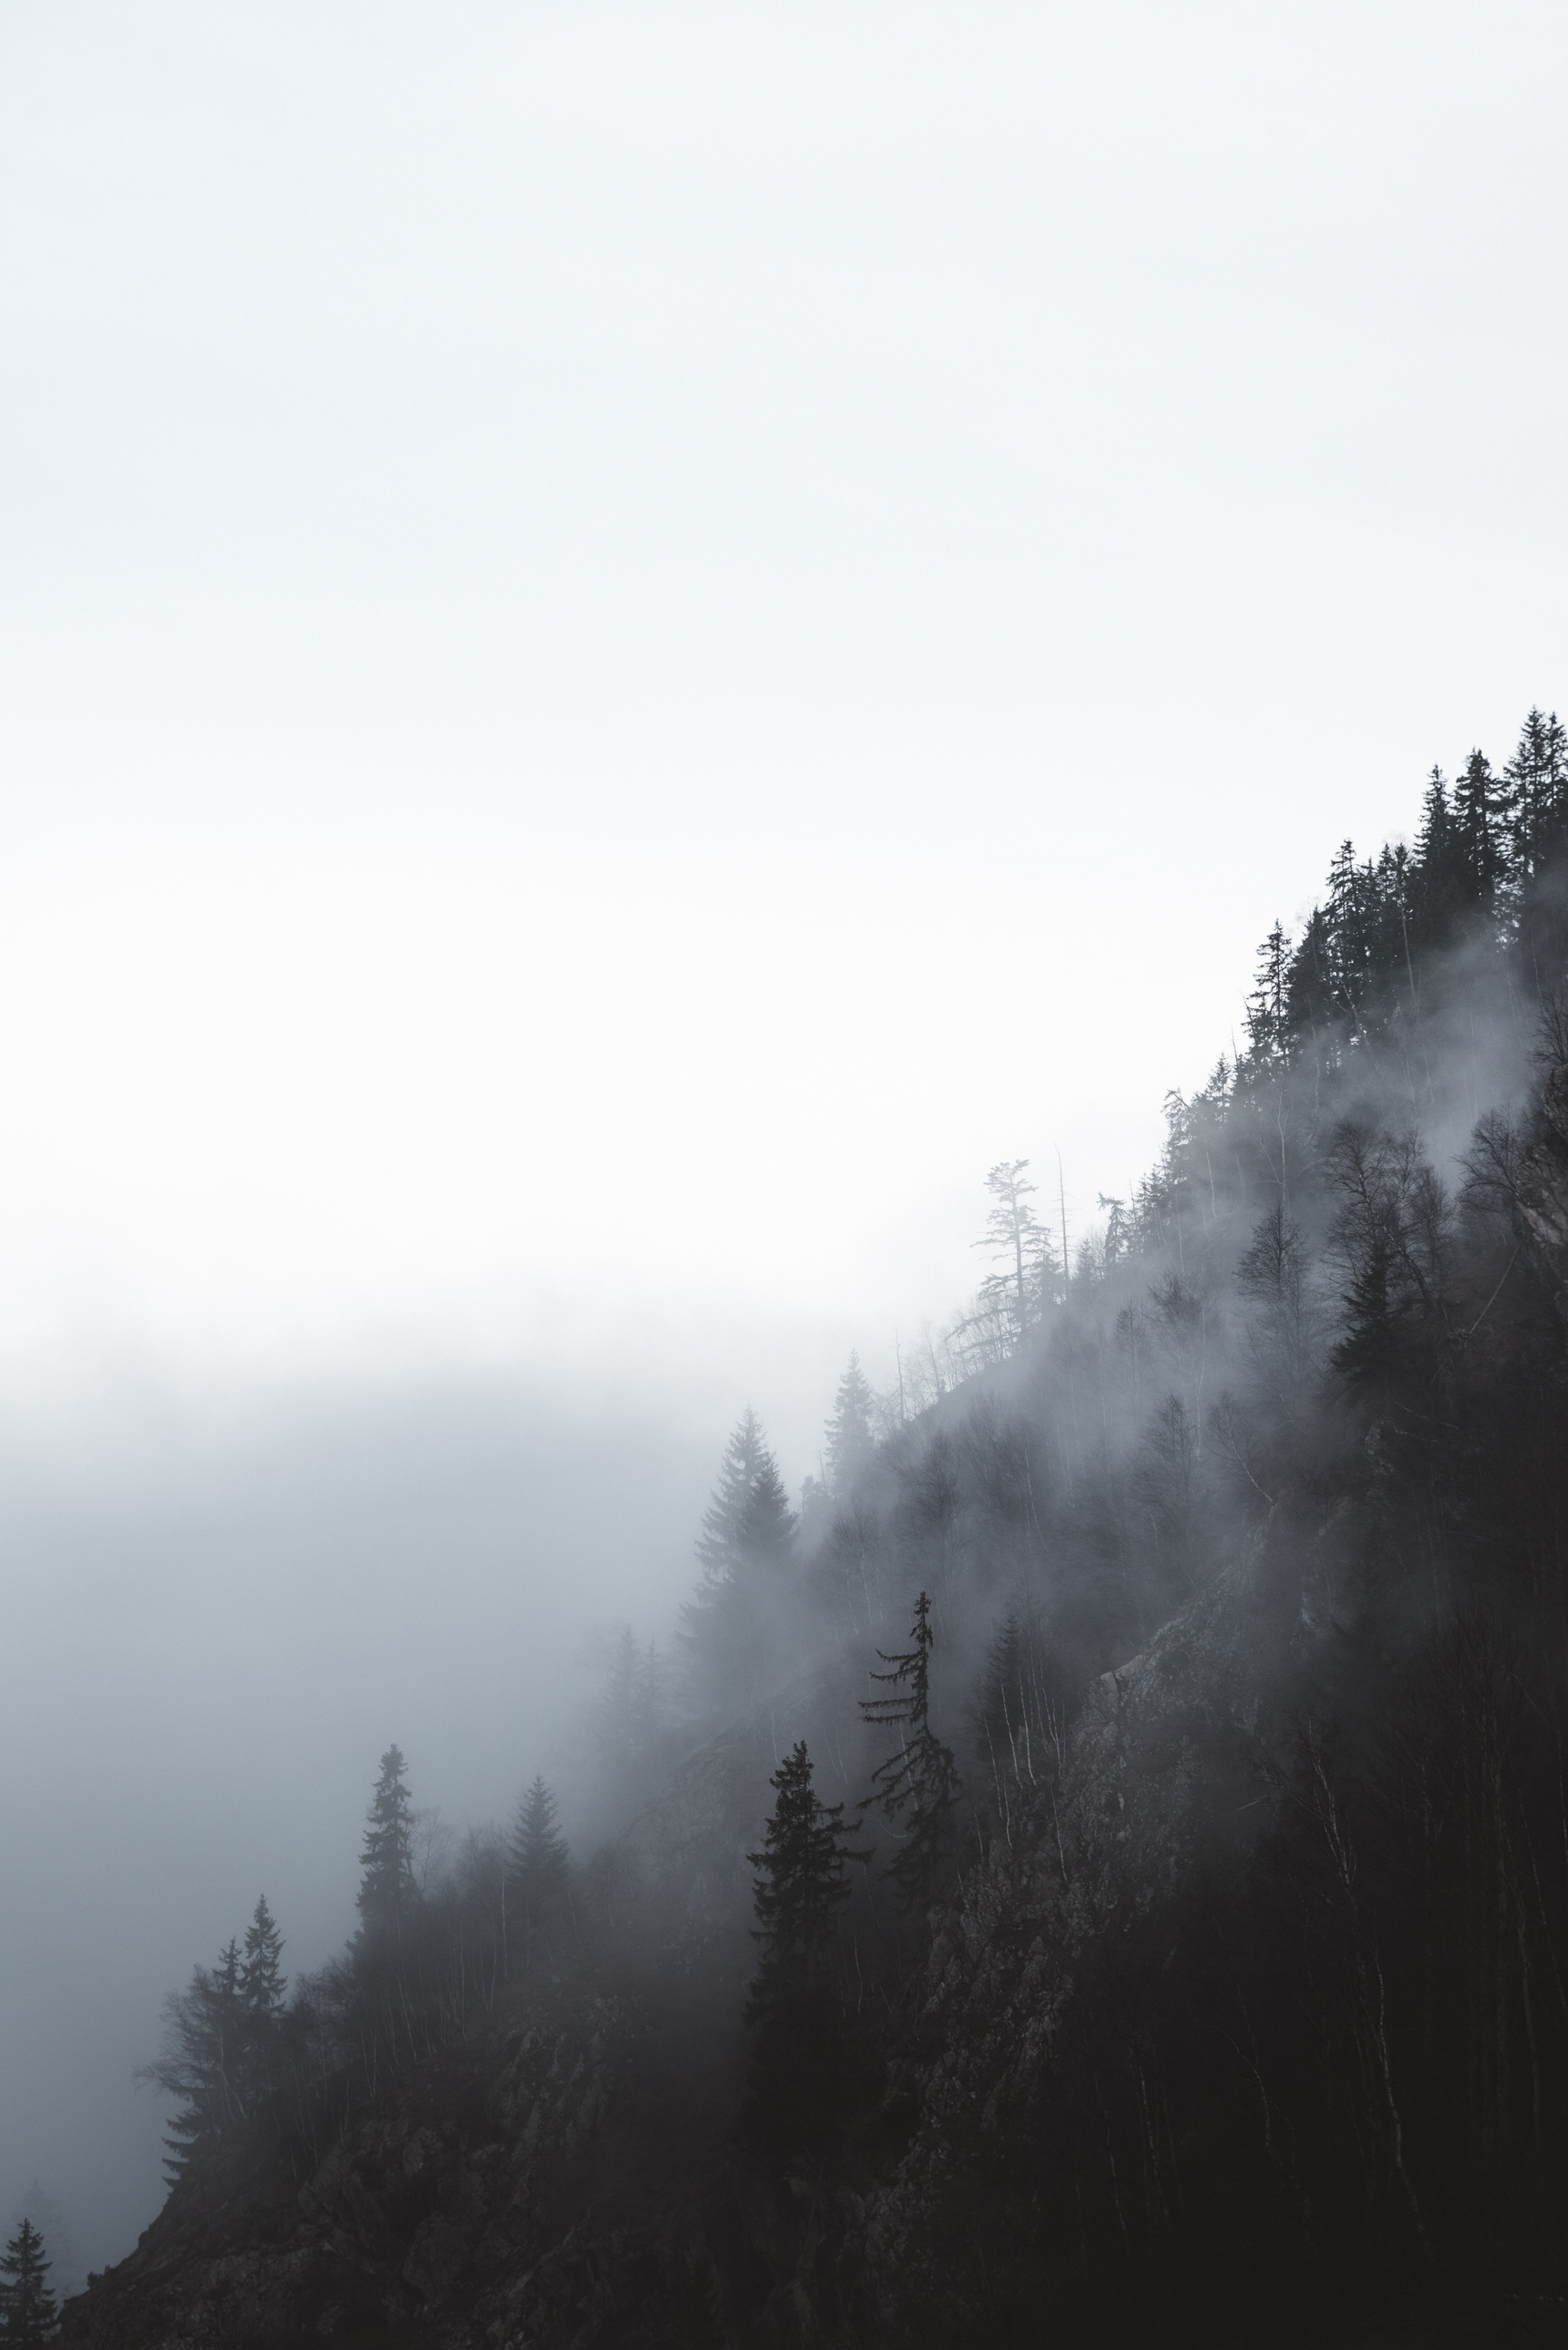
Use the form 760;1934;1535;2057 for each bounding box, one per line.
0;1366;717;2271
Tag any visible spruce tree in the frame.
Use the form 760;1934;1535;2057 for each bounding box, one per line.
0;2219;56;2345
357;1745;416;1940
746;1742;859;2005
1452;747;1510;915
693;1410;769;1579
140;1937;247;2178
240;1895;286;2026
1504;705;1568;878
1331;1228;1399;1392
508;1775;570;1957
1282;903;1335;1052
1324;838;1360;1006
1244;922;1292;1061
824;1352;877;1495
1412;766;1466;952
744;1742;868;2149
239;1896;286;2098
680;1413;797;1707
973;1160;1049;1342
858;1591;963;1906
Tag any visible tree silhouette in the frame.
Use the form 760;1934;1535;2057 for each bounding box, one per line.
824;1352;877;1494
357;1745;416;1941
859;1590;962;1906
0;2218;56;2345
508;1775;570;1962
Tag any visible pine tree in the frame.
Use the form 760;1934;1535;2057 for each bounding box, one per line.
1412;766;1466;953
858;1590;963;1906
1097;1193;1131;1267
681;1413;798;1706
1504;705;1568;878
1452;748;1510;916
746;1742;860;2005
357;1745;416;1940
1325;838;1359;984
140;1937;247;2178
824;1352;877;1495
693;1409;769;1579
508;1775;570;1957
737;1454;796;1570
238;1896;286;2098
0;2219;57;2345
1331;1228;1399;1391
973;1160;1049;1343
1283;903;1335;1054
240;1895;286;2027
1244;922;1292;1061
743;1742;870;2150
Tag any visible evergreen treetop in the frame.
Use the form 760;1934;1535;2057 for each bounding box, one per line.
693;1410;771;1578
1244;922;1292;1061
0;2219;56;2345
858;1591;963;1907
508;1773;570;1926
1505;705;1568;877
358;1744;416;1938
681;1412;799;1704
824;1352;877;1495
139;1934;251;2180
973;1160;1050;1341
240;1895;286;2025
745;1742;862;2005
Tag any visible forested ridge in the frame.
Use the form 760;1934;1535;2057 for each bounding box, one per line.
58;710;1568;2346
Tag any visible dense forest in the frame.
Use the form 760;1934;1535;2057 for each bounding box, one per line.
57;710;1568;2345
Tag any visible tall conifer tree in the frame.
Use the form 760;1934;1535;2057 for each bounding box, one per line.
508;1774;571;1957
824;1352;877;1495
1244;923;1292;1061
858;1590;962;1906
746;1742;859;2005
1505;705;1568;877
140;1937;247;2178
357;1745;416;1940
743;1742;867;2149
0;2219;56;2345
1452;748;1509;914
681;1413;798;1705
238;1896;286;2099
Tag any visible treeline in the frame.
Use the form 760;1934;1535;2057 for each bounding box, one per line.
706;707;1568;2338
133;706;1568;2339
144;1747;575;2178
634;704;1568;2333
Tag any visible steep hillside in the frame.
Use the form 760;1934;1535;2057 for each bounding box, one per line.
58;715;1568;2348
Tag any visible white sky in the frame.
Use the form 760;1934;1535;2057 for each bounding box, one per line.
3;0;1567;1443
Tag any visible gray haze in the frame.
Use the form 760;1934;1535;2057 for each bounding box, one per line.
0;1377;712;2269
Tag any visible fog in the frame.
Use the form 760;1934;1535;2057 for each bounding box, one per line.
0;1369;720;2269
5;0;1568;2319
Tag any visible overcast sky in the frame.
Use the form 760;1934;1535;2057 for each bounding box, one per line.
3;0;1567;2274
